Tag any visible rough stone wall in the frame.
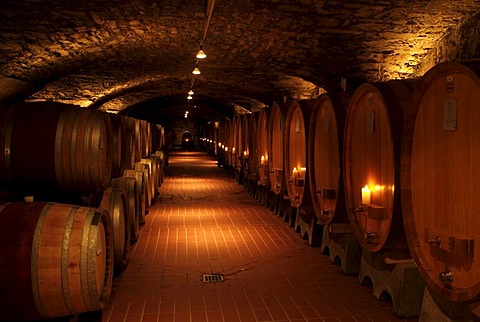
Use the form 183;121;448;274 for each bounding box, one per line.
0;0;479;118
417;12;480;76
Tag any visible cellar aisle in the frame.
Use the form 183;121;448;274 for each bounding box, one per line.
105;151;418;322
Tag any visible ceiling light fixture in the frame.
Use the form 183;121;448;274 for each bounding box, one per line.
196;48;207;59
188;89;194;95
187;95;193;100
192;67;201;75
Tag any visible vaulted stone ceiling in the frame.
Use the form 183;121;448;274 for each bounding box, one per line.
0;0;479;124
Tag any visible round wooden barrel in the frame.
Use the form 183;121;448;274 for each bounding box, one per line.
111;176;140;242
109;114;123;178
100;187;130;270
308;93;349;225
153;150;165;185
284;100;313;208
123;169;147;224
0;102;113;194
401;61;480;303
141;158;158;199
0;202;113;321
257;107;270;187
120;116;138;171
135;162;153;207
268;102;288;195
344;80;416;253
151;123;163;153
133;119;143;161
149;153;162;190
139;119;152;157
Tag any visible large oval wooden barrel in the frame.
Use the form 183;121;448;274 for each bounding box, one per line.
123;169;147;225
284;100;313;208
100;187;130;270
344;80;416;253
0;102;113;194
218;119;233;167
401;61;480;304
243;113;256;180
268;102;288;195
257;107;270;187
0;202;113;321
308;93;349;225
111;176;140;242
232;115;243;171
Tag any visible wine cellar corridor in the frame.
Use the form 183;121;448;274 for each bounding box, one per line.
104;150;414;322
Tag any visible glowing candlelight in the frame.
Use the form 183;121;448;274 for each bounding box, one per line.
293;167;298;179
244;151;247;157
225;147;228;152
232;147;235;154
261;155;265;165
361;185;371;205
300;167;306;178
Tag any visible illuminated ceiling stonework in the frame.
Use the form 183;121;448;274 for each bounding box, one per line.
0;0;479;122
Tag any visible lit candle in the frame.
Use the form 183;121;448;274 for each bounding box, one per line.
244;151;247;157
232;147;235;154
293;167;298;179
361;185;371;205
225;147;228;152
261;155;265;164
219;142;222;147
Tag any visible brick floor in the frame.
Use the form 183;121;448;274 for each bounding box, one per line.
105;151;418;322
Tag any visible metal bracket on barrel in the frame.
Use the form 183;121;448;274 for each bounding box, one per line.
425;226;474;258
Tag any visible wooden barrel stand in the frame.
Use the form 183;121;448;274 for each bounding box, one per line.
358;249;425;318
320;223;361;274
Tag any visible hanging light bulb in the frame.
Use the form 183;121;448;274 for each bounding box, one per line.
196;49;207;59
192;67;201;75
188;89;194;95
187;95;193;100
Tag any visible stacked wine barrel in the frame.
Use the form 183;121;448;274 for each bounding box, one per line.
0;101;166;321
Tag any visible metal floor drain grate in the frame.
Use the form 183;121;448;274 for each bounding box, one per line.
202;273;224;283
